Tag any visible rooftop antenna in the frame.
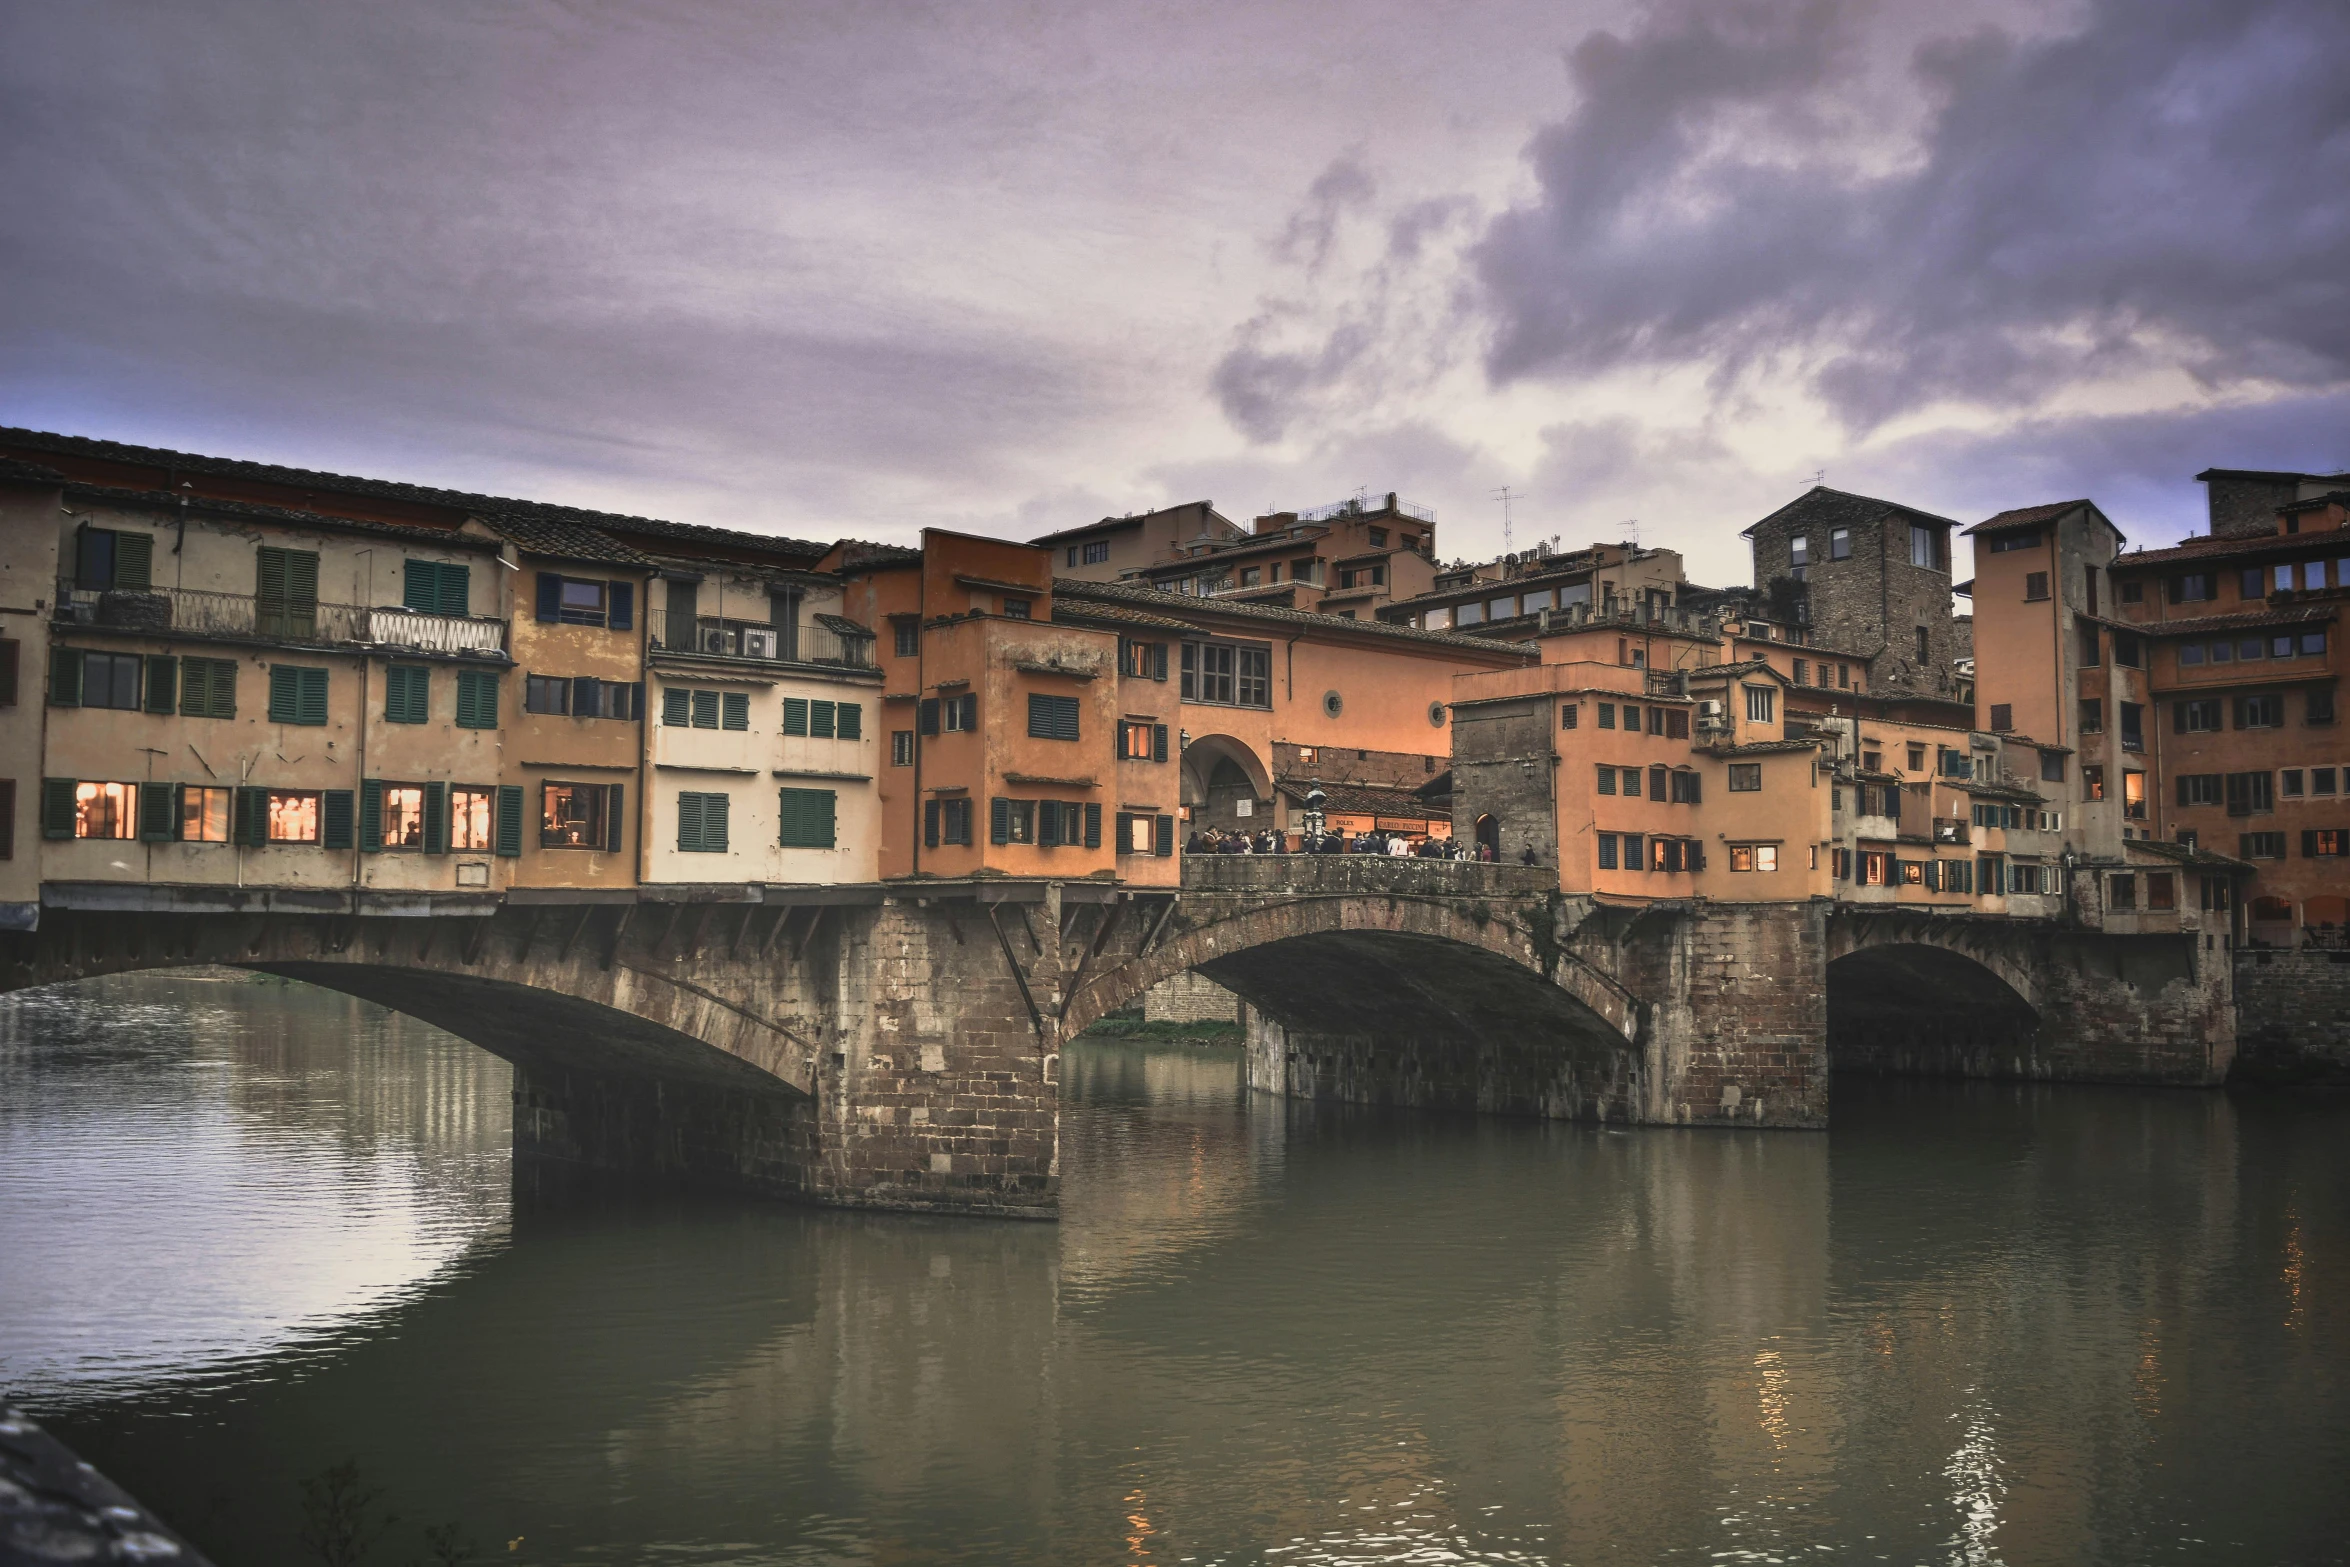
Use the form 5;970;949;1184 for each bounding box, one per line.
1622;518;1640;549
1809;469;1825;488
1491;486;1519;555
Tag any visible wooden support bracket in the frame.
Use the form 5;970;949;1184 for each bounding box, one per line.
601;903;636;971
987;903;1047;1038
558;905;597;964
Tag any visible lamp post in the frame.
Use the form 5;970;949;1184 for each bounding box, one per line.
1301;780;1327;846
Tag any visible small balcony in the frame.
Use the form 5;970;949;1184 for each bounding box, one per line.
54;584;508;656
647;610;875;669
1933;817;1971;844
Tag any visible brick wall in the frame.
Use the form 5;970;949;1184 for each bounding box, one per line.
1142;970;1241;1023
2235;948;2350;1082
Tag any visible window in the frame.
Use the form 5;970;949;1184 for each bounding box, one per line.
2120;579;2143;603
455;669;500;729
1987;530;2041;553
1838;663;1851;689
1909;524;1939;569
450;787;494;851
918;692;978;733
1597;703;1615;729
82;651;144;710
1523;589;1555;614
992;798;1037;845
2307;829;2347;858
2309;689;2336;726
2084;765;2105;802
75;526;154;591
1179;641;1270;708
2077;624;2102;667
1422;607;1451;630
2275;563;2297;594
1670;771;1701;804
2176;773;2222;807
1595;766;1616;796
534;573;635;630
1122;639;1167;680
2174;698;2221;734
1120;718;1169;761
1861;851;1888;886
1984;703;2012;732
1828;527;1850;561
378;784;429;850
2077;697;2102;735
927;797;974;846
2114;633;2143;668
2282;769;2306;798
1793;659;1808;685
2024;572;2050;601
1728;763;1762;792
1082;540;1110;565
1977;855;2004;894
892;730;915;766
2297;630;2328;657
894;622;920;658
2315;767;2339;796
1028;693;1081;740
1560;702;1578;730
1788;535;1809;580
777;788;837;848
267;665;329;726
2108;873;2136;910
402;560;470;618
2240;831;2285;859
1915;626;1931;665
1487;595;1515;621
2123;770;2146;819
167;785;229;844
1649;766;1668;801
1744;685;1774;724
2236;694;2284;729
2119;702;2143;751
1596;833;1619;870
2170;571;2219;604
527;675;569;715
2225;771;2274;816
1002;596;1032;620
539;782;622;850
1368;527;1388;548
1624;704;1642;732
68;781;137;840
384;665;431;724
1907;744;1926;772
674;790;729;853
2240;567;2266;600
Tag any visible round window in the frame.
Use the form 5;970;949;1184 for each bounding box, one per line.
1428;700;1447;727
1323;690;1343;718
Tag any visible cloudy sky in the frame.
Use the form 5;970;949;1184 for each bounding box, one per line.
3;0;2345;581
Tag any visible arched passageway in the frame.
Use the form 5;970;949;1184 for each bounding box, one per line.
1827;942;2040;1079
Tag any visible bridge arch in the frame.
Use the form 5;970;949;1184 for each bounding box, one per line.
1825;914;2042;1077
1064;889;1649;1123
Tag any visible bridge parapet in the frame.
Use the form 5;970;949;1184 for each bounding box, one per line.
1178;856;1556;898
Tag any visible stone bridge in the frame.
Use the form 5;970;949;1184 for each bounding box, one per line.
0;865;2232;1218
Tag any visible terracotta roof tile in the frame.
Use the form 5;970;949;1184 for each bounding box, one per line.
1964;499;2091;535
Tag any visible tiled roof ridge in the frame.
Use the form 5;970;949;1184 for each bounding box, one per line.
1052;577;1534;657
59;479;505;549
1967;499;2092;534
1743;484;1962;537
2119;528;2349;565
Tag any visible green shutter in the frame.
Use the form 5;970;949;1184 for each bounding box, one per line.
1039;801;1061;847
663;687;691;726
810;700;835;738
322;790;355;850
1154;814;1174;856
386;665;429;724
138;781;173;841
180;657;235;718
455;668;498;729
360;779;384;852
707;792;728;852
438;563;470;618
783;697;809;736
49;648;82;707
991;797;1010;845
677;791;703;853
41;778;77;838
298;667;327;726
403;559;438;613
114;531;154;592
779;788;836;848
604;783;624;853
257;548;319;638
423;782;447;853
142;656;176;715
1084;802;1101;849
495;785;524;856
235;786;269;846
722;691;749;730
268;666;299;722
836;703;861;740
692;690;719;729
925;799;940;847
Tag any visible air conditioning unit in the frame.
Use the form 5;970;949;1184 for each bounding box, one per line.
740;627;778;659
699;626;732;654
1696;699;1726;729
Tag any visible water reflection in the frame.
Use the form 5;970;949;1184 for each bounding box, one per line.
0;974;2344;1565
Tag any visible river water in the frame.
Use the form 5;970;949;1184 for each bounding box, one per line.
1;973;2345;1566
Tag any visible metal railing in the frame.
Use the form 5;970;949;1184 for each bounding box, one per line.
1295;495;1438;525
646;609;874;669
54;584;507;655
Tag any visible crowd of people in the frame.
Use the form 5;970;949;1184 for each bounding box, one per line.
1183;826;1498;859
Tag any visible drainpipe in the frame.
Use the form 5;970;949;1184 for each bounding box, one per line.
353;660;368;891
636;570;653;887
911;566;926;878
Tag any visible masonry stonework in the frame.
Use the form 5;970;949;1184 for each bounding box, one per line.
2233;948;2350;1083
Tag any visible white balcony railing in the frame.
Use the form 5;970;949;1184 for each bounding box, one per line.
56;584;509;656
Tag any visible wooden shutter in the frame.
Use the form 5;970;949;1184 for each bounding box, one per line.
692;690;719;728
810;700;835;738
566;675;599;719
0;779;13;859
235;786;269;846
423;782;448;853
536;573;563;622
322;790;355;850
142;656;176;714
1154;814;1174;856
495;784;524;856
1153;643;1168;681
1084;802;1101;849
360;779;384;851
268;666;299;722
403;560;438;613
607;581;633;630
456;669;497;729
918;698;939;735
299;667;328;726
1028;693;1079;740
438;562;470;617
1039;800;1061;847
48;647;82;707
837;703;861;740
677;792;704;852
662;686;690;726
722;692;750;730
707;792;729;852
0;638;16;707
2305;830;2319;858
991;796;1010;845
137;782;172;841
1152;724;1168;762
41;778;76;838
925;799;940;848
604;783;624;852
958;694;976;731
783;697;809;736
